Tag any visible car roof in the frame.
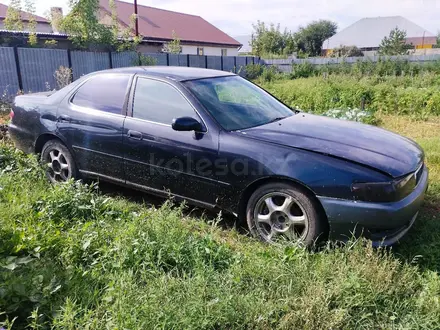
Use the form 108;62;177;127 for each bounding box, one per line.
98;66;236;81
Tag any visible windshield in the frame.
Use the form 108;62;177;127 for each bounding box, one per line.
183;76;294;130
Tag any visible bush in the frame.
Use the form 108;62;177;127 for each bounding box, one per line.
290;62;316;79
54;66;72;90
136;53;158;66
260;66;280;82
244;64;264;80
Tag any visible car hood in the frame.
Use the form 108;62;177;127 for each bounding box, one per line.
241;113;424;178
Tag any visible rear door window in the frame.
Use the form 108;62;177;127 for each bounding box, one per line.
71;74;131;115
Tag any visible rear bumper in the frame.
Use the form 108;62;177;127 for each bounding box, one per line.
8;123;35;154
318;166;429;246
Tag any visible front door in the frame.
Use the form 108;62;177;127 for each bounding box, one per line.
123;76;220;205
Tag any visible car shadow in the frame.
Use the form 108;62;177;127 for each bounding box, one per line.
96;181;248;234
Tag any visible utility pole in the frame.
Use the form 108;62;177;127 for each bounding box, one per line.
134;0;139;37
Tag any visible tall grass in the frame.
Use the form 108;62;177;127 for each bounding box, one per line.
1;114;440;329
288;59;440;79
259;74;440;119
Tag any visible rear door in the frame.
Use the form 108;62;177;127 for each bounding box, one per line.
57;73;133;181
122;76;220;205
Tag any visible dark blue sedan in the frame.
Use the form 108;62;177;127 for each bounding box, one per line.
9;67;429;247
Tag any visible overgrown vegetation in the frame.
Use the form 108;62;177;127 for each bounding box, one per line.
378;27;411;56
4;0;23;31
60;0;141;51
245;59;440;121
162;30;182;54
0;113;439;329
259;74;440;120
250;20;337;57
279;58;440;79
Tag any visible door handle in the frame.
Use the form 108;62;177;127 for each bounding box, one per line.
127;130;142;140
58;114;71;123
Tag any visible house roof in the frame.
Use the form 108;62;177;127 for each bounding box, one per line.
0;2;49;23
99;0;241;47
323;16;435;49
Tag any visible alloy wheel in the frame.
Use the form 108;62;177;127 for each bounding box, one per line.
45;148;71;182
253;192;308;242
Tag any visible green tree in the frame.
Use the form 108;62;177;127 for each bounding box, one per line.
436;32;440;47
24;0;37;46
162;30;181;54
61;0;114;49
294;20;338;56
251;21;287;56
283;30;295;55
4;0;23;31
378;27;409;55
108;0;142;52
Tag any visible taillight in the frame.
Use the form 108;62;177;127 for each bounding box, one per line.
9;110;14;120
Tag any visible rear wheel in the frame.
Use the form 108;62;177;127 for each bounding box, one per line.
246;182;327;247
41;140;77;184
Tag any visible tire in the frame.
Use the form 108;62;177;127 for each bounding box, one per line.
246;182;327;247
41;139;78;184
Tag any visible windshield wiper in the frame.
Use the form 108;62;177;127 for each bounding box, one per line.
267;116;287;124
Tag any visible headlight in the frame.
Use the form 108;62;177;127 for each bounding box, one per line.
352;172;417;202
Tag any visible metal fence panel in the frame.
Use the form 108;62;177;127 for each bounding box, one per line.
263;53;440;68
168;54;190;66
168;54;180;66
189;55;206;68
0;47;19;99
178;54;188;66
222;56;235;72
111;51;138;68
71;51;110;80
206;56;222;70
246;57;254;65
144;53;167;66
236;57;246;75
18;48;68;93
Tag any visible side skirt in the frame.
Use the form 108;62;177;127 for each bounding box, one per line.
79;170;218;210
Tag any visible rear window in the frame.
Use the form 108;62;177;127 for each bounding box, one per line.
71;74;130;115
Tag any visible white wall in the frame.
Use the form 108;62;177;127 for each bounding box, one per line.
181;45;238;56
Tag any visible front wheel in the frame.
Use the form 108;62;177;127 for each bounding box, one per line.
246;182;327;247
41;140;78;184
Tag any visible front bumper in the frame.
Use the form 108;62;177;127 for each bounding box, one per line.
318;165;429;246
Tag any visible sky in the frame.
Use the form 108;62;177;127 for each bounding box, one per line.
4;0;440;37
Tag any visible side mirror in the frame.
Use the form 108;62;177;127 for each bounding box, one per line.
172;117;204;132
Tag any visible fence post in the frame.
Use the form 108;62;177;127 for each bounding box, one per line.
234;56;237;73
108;50;113;69
166;53;170;66
187;54;190;67
13;47;23;91
67;49;73;82
221;56;224;71
205;55;208;69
